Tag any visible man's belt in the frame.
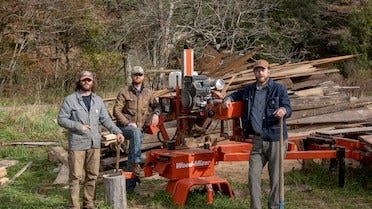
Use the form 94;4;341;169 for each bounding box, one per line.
253;132;262;137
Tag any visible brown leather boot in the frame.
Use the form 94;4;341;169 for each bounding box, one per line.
132;163;144;178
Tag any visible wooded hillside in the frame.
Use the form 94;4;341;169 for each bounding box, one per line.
0;0;370;101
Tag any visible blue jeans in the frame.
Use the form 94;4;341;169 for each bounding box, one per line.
120;125;143;171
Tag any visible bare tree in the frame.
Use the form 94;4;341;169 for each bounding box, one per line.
0;0;96;93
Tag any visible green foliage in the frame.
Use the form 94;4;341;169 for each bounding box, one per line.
285;161;372;209
0;146;68;209
271;0;332;60
339;2;372;75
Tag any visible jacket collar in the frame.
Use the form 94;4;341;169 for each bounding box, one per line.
75;91;96;100
129;83;144;95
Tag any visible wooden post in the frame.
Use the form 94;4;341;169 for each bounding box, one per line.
103;173;127;209
279;117;285;209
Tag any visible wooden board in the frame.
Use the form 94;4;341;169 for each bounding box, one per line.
9;141;58;147
101;139;117;147
359;135;372;145
276;78;294;90
294;87;324;97
290;101;371;120
292;79;323;91
0;160;18;168
103;134;117;141
315;126;372;136
290;95;349;111
287;108;372;125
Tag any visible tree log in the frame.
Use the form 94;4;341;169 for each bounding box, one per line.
103;173;127;209
53;164;69;185
48;147;68;165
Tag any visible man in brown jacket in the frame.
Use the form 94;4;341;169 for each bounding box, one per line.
113;66;160;177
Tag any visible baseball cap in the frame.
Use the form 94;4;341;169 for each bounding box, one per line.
78;71;94;81
253;59;270;70
132;66;144;75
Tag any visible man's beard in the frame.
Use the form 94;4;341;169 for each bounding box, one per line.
257;76;268;84
80;83;92;92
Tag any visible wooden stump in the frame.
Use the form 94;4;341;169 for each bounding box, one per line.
103;172;127;209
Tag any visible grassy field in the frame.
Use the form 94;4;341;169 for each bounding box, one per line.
0;105;372;209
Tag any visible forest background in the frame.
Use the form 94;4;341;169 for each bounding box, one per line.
0;0;371;103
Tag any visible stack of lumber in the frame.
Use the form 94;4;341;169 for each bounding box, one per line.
101;131;119;147
193;46;372;129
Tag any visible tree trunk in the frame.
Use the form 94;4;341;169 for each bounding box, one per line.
103;173;127;209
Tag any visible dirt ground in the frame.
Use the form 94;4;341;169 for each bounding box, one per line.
214;159;303;183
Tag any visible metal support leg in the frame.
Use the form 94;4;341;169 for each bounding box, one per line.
337;148;345;188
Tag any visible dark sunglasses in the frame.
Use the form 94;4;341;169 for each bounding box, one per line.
133;73;143;77
80;78;93;82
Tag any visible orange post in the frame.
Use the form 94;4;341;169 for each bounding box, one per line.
206;184;213;204
183;49;194;76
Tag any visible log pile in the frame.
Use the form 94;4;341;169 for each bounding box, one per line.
197;47;372;129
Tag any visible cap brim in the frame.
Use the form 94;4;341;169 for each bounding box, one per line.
80;75;93;80
253;65;267;70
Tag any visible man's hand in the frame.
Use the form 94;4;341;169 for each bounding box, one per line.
81;124;91;131
116;133;125;144
127;122;137;128
273;107;286;118
212;90;224;99
150;114;159;126
222;99;232;109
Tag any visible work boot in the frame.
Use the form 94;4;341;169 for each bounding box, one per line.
132;163;144;178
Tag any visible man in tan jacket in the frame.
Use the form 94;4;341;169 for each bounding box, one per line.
113;66;160;177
